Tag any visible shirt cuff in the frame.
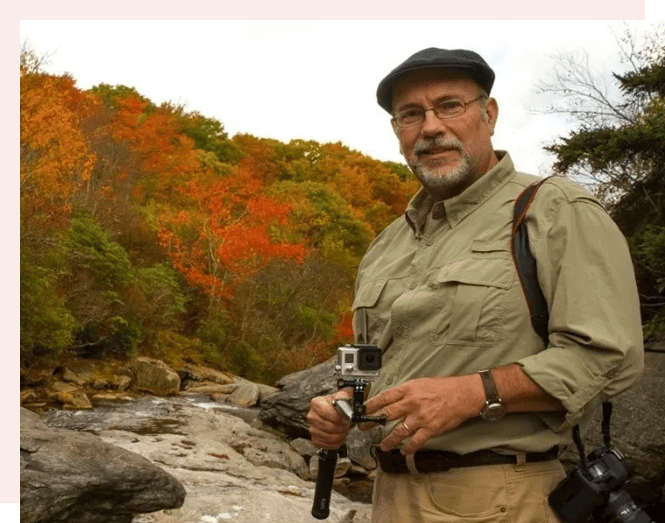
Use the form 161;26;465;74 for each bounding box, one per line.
518;354;615;430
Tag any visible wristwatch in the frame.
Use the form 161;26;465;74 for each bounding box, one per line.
479;369;506;421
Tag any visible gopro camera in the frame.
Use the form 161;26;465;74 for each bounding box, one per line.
335;344;382;381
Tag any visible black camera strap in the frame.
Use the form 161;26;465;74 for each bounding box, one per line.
601;401;613;449
573;424;589;478
574;401;614;479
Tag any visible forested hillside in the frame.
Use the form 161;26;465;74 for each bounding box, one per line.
20;49;419;384
21;32;665;387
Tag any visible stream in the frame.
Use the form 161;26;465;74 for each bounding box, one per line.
41;392;261;436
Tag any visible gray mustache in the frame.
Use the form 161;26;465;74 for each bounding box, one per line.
413;137;464;154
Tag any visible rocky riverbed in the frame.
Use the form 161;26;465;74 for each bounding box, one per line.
43;394;371;523
21;349;665;522
20;357;374;523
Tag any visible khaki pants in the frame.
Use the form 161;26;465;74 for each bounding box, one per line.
371;458;566;523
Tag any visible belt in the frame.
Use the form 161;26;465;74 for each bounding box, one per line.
375;447;559;474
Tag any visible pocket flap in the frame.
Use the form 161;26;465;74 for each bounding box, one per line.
352;280;387;310
471;239;509;253
436;258;513;289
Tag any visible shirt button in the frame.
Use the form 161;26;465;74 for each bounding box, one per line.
425;239;434;246
395;325;404;335
607;368;618;379
408;281;417;289
386;376;394;385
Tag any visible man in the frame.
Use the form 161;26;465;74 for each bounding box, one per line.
307;48;644;522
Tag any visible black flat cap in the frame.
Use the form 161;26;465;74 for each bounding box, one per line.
376;48;495;113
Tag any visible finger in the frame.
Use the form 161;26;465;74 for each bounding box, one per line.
310;429;347;450
400;428;432;455
378;420;415;452
308;396;343;423
364;387;405;415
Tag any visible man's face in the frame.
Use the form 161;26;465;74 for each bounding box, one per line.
391;70;499;199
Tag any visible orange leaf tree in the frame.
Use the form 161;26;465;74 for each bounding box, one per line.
20;69;98;237
157;164;308;307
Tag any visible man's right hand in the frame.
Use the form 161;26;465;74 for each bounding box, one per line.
306;389;353;449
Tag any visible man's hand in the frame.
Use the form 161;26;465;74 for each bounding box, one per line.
306;388;354;450
360;364;565;455
361;375;485;455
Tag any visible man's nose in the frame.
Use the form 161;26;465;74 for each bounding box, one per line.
420;108;449;137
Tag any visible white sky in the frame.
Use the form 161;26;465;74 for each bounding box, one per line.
18;20;662;176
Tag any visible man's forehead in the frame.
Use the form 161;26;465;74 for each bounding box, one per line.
392;70;480;106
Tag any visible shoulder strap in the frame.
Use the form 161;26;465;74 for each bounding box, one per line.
511;178;552;345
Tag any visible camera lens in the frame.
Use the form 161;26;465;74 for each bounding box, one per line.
358;348;381;370
597;491;653;523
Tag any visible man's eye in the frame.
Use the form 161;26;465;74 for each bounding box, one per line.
399;108;422;121
438;100;463;112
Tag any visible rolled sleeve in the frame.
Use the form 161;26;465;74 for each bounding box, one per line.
517;188;644;429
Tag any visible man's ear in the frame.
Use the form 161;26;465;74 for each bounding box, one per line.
487;98;499;136
391;118;400;137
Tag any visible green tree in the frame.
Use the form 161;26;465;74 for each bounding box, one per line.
538;24;665;209
540;24;665;340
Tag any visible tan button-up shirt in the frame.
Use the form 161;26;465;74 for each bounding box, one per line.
353;152;643;454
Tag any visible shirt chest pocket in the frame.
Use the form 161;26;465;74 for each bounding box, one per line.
352;279;389;344
430;256;514;345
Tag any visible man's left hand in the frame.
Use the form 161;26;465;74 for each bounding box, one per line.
361;375;485;454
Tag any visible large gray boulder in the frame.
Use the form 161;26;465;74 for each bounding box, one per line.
259;357;338;437
20;408;186;523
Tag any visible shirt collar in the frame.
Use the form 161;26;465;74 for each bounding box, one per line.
405;151;516;235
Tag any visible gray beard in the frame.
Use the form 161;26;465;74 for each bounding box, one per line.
406;138;476;198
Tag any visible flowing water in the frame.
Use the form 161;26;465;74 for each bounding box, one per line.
41;392;260;435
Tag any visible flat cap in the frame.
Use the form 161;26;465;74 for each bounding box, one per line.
376;48;495;113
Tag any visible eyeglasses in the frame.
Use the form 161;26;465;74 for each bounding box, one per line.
391;95;485;129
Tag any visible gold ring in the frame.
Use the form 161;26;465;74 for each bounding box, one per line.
401;421;411;432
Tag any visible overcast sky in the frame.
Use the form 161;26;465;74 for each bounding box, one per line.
19;20;663;176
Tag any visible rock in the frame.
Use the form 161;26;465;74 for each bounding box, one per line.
120;357;181;396
55;359;107;386
345;427;378;471
177;363;235;386
290;437;319;459
61;367;87;386
20;389;38;404
91;392;135;402
257;383;279;401
310;455;352;480
36;392;372;523
20;408;186;523
225;382;261;408
259;357;338;437
48;381;93;410
228;420;309;480
93;378;109;390
188;382;238;394
112;375;132;391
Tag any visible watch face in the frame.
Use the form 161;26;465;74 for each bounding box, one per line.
482;402;506;421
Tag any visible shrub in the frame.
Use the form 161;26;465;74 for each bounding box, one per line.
20;254;76;365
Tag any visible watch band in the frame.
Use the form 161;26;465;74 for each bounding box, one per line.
479;369;500;403
479;369;506;420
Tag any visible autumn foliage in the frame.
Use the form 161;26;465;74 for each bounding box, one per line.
19;47;420;383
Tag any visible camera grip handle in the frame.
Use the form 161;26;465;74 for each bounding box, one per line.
311;449;338;520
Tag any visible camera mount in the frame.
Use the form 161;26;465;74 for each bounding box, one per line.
335;377;387;425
